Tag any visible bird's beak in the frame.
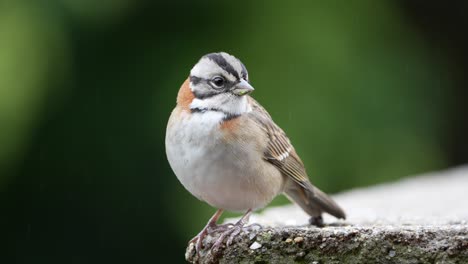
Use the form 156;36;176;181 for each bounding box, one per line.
231;79;254;96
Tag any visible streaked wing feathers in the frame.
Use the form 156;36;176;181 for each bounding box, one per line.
248;98;313;190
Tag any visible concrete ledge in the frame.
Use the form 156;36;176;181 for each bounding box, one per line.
186;166;468;263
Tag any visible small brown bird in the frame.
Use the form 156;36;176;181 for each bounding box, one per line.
165;52;345;254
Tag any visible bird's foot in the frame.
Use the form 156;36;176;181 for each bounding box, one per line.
189;209;257;260
190;223;231;255
211;223;234;231
189;225;209;255
188;209;225;256
211;222;244;254
210;209;255;255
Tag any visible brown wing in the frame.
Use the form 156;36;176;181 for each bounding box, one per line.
247;97;314;190
248;97;346;220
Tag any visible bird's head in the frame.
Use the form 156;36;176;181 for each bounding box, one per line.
186;52;254;116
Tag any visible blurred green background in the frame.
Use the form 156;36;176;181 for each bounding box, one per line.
1;1;467;263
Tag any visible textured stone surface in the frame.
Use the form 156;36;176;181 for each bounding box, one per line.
186;166;468;263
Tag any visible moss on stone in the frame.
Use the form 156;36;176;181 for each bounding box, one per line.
187;225;468;264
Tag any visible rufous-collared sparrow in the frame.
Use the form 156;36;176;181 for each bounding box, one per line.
165;52;345;254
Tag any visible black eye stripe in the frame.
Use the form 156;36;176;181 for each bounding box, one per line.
190;76;203;85
190;77;225;99
191;76;236;90
212;78;236;90
192;89;220;100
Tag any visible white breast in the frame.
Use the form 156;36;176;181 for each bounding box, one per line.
165;108;283;212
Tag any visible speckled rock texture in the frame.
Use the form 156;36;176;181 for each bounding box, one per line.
186;166;468;264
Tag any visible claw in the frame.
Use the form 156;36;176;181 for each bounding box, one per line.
210;209;254;255
189;209;224;257
189;226;210;257
226;225;242;246
190;209;259;259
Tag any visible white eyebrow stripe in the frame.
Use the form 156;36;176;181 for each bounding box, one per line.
223;71;237;82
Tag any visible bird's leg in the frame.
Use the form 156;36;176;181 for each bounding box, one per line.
211;209;253;254
189;209;224;254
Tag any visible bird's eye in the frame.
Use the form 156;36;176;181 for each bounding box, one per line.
211;76;225;88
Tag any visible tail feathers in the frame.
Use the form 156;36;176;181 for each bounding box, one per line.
285;183;346;220
310;186;346;219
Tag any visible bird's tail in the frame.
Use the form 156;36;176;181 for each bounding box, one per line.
284;181;346;220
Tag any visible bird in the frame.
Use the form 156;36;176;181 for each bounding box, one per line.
165;52;345;255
